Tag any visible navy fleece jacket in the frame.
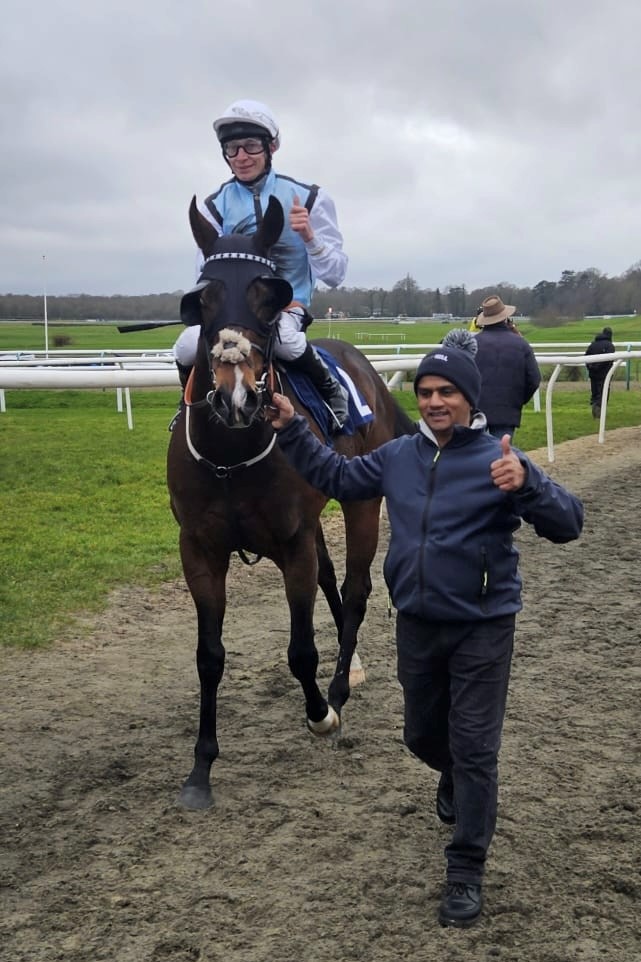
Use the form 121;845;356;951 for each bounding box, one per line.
276;416;583;622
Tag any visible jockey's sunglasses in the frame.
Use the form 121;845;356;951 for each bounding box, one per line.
223;138;265;159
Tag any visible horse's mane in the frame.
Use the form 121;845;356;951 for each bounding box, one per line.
393;403;419;437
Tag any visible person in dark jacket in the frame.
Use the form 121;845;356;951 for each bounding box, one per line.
585;326;615;417
267;340;583;929
474;294;541;439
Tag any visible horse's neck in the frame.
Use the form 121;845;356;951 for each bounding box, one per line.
189;363;212;403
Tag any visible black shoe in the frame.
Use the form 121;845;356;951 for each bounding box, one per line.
438;882;483;928
436;770;456;825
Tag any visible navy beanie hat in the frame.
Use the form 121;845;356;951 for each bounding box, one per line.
413;345;482;408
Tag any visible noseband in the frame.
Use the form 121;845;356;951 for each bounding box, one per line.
206;326;277;427
183;326;280;478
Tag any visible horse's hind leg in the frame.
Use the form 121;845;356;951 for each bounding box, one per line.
282;536;339;735
328;499;381;716
316;523;365;688
316;523;343;634
177;537;229;811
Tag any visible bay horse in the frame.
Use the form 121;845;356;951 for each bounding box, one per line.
168;195;416;809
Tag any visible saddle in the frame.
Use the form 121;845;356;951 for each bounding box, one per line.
283;347;373;442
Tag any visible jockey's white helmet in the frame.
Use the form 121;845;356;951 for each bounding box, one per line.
213;100;280;150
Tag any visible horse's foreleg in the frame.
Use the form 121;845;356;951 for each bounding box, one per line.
178;546;229;811
327;501;381;715
282;547;339;736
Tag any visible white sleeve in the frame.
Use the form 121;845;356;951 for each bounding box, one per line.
305;188;348;288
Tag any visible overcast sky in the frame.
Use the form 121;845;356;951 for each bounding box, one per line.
2;0;639;297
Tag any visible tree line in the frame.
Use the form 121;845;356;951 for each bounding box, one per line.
1;262;640;323
312;263;641;321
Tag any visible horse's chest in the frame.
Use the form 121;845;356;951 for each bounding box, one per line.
195;492;301;549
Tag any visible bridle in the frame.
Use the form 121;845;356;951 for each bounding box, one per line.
183;316;281;479
177;233;293;475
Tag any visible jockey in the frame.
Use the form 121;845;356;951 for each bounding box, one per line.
173;98;350;432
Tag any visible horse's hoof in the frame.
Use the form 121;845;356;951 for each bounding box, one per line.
349;651;366;688
176;784;213;811
349;667;366;687
307;705;340;736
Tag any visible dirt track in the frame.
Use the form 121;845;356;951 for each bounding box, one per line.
1;427;640;962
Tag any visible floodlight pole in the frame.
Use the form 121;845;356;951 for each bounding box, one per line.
42;254;49;358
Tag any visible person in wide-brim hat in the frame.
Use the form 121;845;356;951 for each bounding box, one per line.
473;294;541;439
476;295;516;327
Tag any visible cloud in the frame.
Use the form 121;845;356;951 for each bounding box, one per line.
1;0;640;295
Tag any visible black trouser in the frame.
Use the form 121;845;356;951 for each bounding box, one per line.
589;373;608;407
396;611;515;883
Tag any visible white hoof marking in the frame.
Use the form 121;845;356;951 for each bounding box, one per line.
349;651;366;688
307;705;340;735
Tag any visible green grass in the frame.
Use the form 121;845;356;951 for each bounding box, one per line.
1;391;182;648
0;321;179;354
1;318;640;649
313;314;641;346
2;314;640;354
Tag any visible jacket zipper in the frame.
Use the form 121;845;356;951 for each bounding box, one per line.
480;547;489;613
251;186;263;226
418;448;441;597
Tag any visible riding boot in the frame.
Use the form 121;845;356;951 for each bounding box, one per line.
288;343;349;433
169;362;192;432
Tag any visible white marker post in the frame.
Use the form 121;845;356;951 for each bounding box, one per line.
42;254;49;358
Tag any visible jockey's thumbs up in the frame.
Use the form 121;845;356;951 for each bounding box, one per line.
491;433;526;492
290;194;313;242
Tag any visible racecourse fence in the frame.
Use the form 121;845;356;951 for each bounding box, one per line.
1;344;640;462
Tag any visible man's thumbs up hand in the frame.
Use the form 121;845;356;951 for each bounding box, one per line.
290;194;313;242
490;434;527;492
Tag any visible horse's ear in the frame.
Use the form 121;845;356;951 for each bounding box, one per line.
189;196;219;258
254;195;284;254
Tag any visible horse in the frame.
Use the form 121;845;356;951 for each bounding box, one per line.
167;194;417;809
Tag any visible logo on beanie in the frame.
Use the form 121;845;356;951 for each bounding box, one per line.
432;352;448;362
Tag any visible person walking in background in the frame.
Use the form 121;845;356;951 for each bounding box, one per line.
173;98;349;431
473;295;541;439
266;337;583;928
585;326;615;418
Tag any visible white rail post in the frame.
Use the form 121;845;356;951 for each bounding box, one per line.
544;364;563;462
124;387;133;430
532;387;541;413
598;359;623;444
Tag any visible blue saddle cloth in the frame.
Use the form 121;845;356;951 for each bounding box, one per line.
284;346;374;443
